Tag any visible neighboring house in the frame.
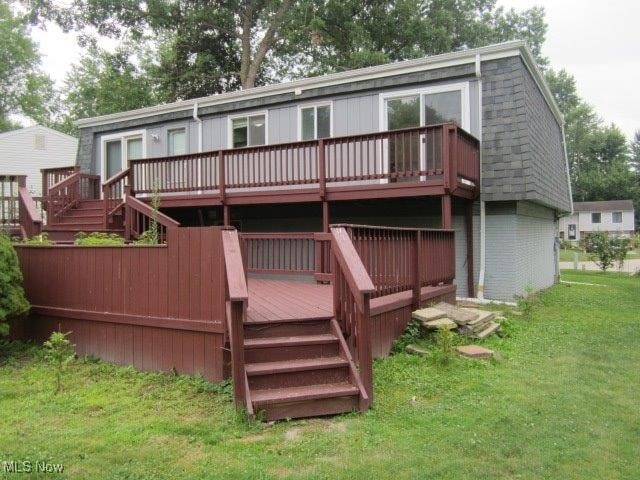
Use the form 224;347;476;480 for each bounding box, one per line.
560;200;635;242
0;125;78;197
50;40;570;302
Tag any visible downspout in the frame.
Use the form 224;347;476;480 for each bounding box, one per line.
193;102;203;195
556;123;573;283
475;53;487;300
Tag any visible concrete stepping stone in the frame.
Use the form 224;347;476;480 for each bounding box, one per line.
412;307;447;323
475;321;501;339
433;302;479;325
406;344;429;356
456;345;495;358
422;318;457;330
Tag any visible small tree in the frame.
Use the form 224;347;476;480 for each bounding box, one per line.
43;331;76;394
0;234;30;337
587;232;629;272
136;182;161;245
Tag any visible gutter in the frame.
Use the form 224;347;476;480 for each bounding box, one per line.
475;53;487;300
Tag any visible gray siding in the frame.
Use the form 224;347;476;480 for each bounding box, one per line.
481;56;571;213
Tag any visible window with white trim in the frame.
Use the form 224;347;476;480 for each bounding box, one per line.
231;114;266;148
300;104;331;140
612;211;622;223
101;130;145;180
168;128;187;155
591;212;601;224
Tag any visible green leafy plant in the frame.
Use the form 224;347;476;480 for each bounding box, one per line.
0;233;30;337
515;285;537;318
135;182;161;245
392;317;422;353
585;232;630;271
432;327;456;366
74;231;125;246
22;232;54;245
44;331;76;394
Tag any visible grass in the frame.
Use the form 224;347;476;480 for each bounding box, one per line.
1;270;639;479
559;247;640;262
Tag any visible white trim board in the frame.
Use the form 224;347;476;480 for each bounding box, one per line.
296;101;334;141
226;110;269;149
100;129;147;184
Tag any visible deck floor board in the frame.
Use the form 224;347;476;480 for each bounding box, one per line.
247;278;332;323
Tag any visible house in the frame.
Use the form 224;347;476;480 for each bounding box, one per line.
0;125;78;196
11;40;572;420
559;200;635;242
53;40;570;301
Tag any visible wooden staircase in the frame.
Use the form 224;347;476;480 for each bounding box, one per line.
242;315;367;421
44;199;124;242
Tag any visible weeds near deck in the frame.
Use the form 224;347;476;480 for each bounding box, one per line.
43;331;75;394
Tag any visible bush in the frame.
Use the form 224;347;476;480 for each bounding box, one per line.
0;234;30;337
22;232;54;245
432;327;456;366
75;232;125;246
586;232;630;271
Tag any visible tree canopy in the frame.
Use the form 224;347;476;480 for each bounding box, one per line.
0;1;57;132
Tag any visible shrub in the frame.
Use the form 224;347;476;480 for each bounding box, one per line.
75;231;125;246
43;331;76;394
0;233;30;337
22;232;54;245
136;182;162;245
586;232;630;271
515;285;537;318
392;317;422;353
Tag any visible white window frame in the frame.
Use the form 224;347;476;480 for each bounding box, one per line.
297;101;334;141
167;127;188;156
612;211;623;224
377;82;470;183
100;129;146;184
227;110;269;148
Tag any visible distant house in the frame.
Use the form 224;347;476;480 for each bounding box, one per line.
559;200;635;242
0;125;78;196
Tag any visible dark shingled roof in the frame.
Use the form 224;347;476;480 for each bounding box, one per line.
573;200;634;212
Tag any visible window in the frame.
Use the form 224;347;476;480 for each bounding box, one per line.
591;212;601;224
168;128;187;156
101;130;145;180
231;114;266;148
424;90;462;126
612;211;622;223
300;104;332;140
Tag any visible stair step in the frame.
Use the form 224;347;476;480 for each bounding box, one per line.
251;382;359;406
246;356;347;376
244;317;332;338
244;334;338;348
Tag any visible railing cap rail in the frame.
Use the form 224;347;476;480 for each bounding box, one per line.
222;229;249;302
330;226;375;295
331;223;455;234
123;194;181;228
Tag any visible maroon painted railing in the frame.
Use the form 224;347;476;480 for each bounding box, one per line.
41;166;79;202
123;190;180;242
239;232;332;280
102;169;129;228
222;228;249;409
18;186;43;238
338;224;455;302
125;123;478;196
46;172;100;224
330;226;375;404
0;175;24;227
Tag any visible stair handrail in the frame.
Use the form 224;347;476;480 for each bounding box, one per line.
221;228;249;408
45;172;86;222
18;186;43;239
102;168;131;228
330;226;376;402
122;192;180;242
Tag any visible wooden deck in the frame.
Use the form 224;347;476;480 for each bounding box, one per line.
247;277;332;322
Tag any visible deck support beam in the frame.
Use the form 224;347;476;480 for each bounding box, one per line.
441;195;452;229
223;205;230;226
465;201;474;298
322;201;329;232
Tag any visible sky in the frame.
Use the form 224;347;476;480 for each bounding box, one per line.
30;0;640;140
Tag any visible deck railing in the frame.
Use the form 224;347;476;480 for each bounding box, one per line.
337;224;455;302
124;123;478;196
239;232;332;280
222;228;249;409
330;226;375;403
41;166;79;202
18;186;43;238
0;175;24;228
46;172;100;224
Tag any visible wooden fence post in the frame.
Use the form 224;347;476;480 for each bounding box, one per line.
412;230;422;309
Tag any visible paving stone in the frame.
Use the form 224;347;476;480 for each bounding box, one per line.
433;302;479;325
412;307;447;322
422;318;457;330
475;322;501;339
464;309;496;326
405;344;429;356
456;345;495;358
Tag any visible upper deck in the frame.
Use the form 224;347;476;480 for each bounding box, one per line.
102;123;479;208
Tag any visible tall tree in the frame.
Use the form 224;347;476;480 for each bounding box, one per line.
26;0;548;100
0;1;57;131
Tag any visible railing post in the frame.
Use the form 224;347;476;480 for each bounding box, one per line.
127;167;135;195
449;125;458;191
218;150;226;201
229;299;247;406
359;293;373;403
412;231;422;309
441;195;452;230
102;184;108;229
318;138;326;199
123;185;133;241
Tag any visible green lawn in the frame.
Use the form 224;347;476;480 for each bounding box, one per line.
559;248;640;262
1;270;639;479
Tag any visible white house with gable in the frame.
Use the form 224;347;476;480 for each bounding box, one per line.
559;200;635;242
